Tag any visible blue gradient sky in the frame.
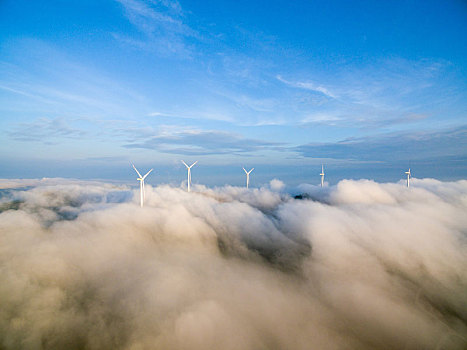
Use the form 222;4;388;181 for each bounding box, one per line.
0;0;466;186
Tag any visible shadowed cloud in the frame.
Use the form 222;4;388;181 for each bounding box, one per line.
123;130;285;155
296;126;467;161
8;117;87;143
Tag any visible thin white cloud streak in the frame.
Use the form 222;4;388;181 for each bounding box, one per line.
147;111;235;123
0;85;52;102
276;75;337;98
0;179;466;349
116;0;186;34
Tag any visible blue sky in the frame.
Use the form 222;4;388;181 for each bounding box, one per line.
0;0;466;186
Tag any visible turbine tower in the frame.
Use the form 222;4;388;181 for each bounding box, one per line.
132;163;153;207
243;167;254;189
181;160;197;192
405;168;411;188
320;164;325;187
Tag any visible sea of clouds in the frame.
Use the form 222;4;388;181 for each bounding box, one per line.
0;177;466;349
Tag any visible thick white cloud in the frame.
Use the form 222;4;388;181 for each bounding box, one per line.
0;178;466;349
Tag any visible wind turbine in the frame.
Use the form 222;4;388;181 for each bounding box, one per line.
132;163;153;207
320;164;325;187
405;168;411;188
243;167;254;189
181;160;197;192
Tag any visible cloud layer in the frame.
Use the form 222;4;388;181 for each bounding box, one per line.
0;178;466;349
124;130;284;155
296;126;467;161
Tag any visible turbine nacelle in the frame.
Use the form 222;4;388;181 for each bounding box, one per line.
182;160;198;169
243;167;254;175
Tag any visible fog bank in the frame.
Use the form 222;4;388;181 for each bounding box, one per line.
0;178;466;349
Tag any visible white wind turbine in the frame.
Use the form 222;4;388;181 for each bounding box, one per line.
243;167;254;189
320;164;325;187
181;160;197;192
405;168;411;188
132;163;153;207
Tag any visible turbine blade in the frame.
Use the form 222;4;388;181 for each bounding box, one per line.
143;169;153;179
190;161;198;168
131;163;142;178
249;168;254;174
243;167;247;174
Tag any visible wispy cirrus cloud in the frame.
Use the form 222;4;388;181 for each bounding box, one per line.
275;58;462;129
276;75;336;99
214;90;278;113
114;0;199;56
147;111;235;123
0;40;147;118
0;85;52;102
331;58;450;107
116;0;186;33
